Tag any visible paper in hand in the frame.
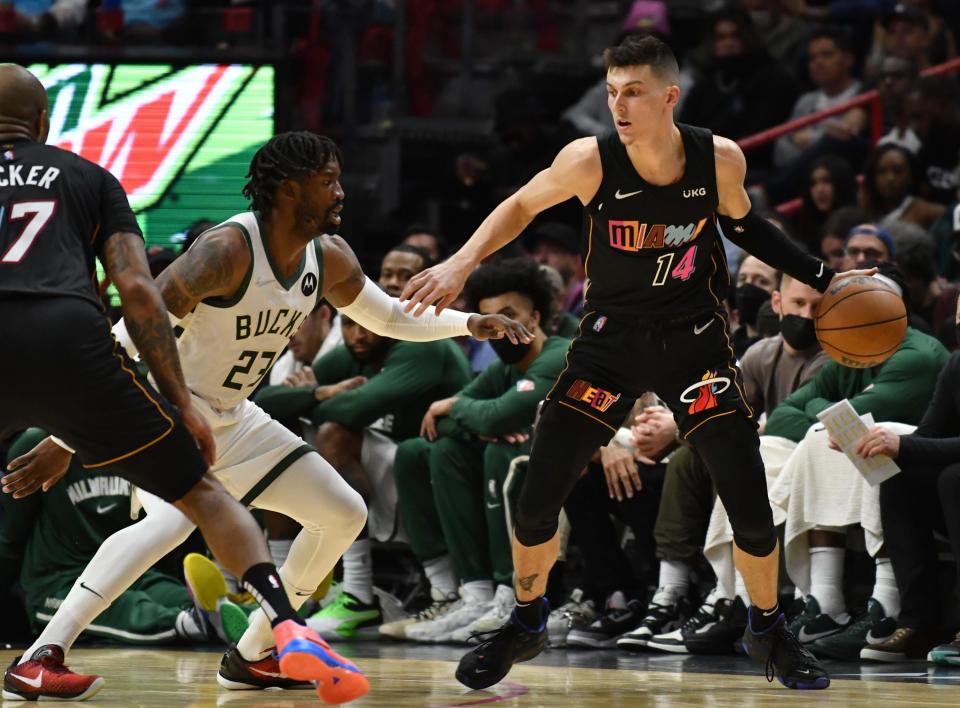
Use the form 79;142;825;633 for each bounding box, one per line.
816;399;900;486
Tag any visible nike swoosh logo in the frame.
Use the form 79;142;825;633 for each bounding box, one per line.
693;319;715;335
796;669;811;675
614;189;642;200
485;503;501;509
15;670;43;688
798;627;837;643
816;262;825;278
250;667;284;678
96;503;116;514
80;581;104;599
255;277;274;287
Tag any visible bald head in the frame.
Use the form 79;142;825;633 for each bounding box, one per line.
0;64;49;142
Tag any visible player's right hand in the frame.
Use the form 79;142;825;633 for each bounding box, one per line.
2;437;73;499
180;404;216;468
400;259;473;316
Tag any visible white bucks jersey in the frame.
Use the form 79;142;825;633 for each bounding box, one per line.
176;212;323;410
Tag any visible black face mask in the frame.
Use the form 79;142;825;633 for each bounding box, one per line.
735;283;771;328
780;314;818;351
489;336;532;365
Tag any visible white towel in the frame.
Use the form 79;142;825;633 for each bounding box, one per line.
767;422;915;596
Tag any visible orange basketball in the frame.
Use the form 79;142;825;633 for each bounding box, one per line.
815;275;907;368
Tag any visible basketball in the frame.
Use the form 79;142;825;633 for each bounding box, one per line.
815;275;907;368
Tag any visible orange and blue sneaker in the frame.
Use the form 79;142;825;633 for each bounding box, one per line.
3;645;104;701
273;619;369;704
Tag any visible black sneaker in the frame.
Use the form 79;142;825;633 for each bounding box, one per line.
567;598;645;648
648;595;747;655
216;646;312;690
616;594;683;651
455;604;548;690
685;596;747;655
742;610;830;690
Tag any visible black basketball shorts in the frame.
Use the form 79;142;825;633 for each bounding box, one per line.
0;296;206;502
544;309;755;437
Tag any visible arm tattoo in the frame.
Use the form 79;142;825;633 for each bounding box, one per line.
158;232;242;316
103;233;190;407
517;574;539;592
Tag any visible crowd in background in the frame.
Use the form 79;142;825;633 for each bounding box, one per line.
5;0;960;672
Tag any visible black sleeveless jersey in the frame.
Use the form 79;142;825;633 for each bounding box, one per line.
583;123;729;320
0;139;142;308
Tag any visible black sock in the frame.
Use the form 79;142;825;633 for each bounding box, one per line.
514;597;545;630
750;602;780;632
241;562;303;628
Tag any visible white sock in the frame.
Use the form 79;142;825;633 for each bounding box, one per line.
653;560;689;605
872;557;900;618
462;580;494;604
710;548;736;600
809;546;846;618
341;538;374;604
268;539;293;569
423;555;457;597
21;490;195;664
735;570;751;607
21;579;109;664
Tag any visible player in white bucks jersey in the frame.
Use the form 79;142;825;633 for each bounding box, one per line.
5;132;531;701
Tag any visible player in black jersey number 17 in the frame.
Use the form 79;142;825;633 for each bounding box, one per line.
0;63;367;702
402;36;876;692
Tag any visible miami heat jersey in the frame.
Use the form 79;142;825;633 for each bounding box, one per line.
583;123;728;320
176;212;323;409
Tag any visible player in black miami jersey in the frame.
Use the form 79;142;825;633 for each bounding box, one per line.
0;63;369;701
402;36;875;692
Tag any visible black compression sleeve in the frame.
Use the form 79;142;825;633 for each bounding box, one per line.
717;209;835;293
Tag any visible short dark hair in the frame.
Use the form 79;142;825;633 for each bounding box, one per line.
822;205;869;240
243;131;342;215
386;243;435;270
603;34;679;84
807;25;854;53
463;257;554;325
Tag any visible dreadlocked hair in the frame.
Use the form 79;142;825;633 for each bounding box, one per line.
242;131;343;215
463;257;554;326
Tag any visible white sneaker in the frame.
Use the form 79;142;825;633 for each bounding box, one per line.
450;584;515;644
547;588;597;648
378;587;458;640
406;587;491;643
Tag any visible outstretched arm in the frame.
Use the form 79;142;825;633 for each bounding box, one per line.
400;137;602;315
322;235;533;343
713;136;873;292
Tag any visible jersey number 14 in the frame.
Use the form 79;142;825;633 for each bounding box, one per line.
652;245;697;286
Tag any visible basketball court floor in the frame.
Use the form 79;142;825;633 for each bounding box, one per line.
4;643;959;706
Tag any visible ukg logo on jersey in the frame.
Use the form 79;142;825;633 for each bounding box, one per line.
608;218;708;252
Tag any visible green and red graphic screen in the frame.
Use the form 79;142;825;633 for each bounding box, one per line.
29;62;274;248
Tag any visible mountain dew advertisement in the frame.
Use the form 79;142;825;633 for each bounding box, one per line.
28;62;274;248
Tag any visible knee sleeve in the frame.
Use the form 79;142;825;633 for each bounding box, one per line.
515;402;615;547
687;412;776;558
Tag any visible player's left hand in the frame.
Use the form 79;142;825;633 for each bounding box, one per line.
2;436;73;498
855;425;901;459
467;314;534;344
829;267;878;287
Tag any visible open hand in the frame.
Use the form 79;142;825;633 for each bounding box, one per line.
467;314;534;344
2;436;73;498
401;260;472;317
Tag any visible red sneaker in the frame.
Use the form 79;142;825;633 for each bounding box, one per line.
273;619;369;704
3;645;104;701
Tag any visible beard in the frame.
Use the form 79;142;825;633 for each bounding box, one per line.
294;200;341;236
346;337;392;364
